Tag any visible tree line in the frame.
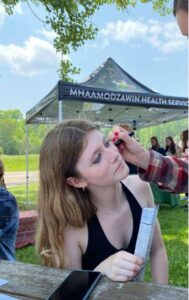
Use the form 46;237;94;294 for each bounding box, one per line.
0;110;53;155
0;109;187;155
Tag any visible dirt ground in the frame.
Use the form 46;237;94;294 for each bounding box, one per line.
4;171;39;187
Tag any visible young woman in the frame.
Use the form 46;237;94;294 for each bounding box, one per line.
164;136;177;157
0;160;6;188
0;160;19;261
150;137;165;156
36;119;168;284
180;129;188;160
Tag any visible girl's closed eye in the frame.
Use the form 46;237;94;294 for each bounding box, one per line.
92;138;111;164
93;153;102;164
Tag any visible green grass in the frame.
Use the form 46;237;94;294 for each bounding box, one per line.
157;205;188;287
1;154;39;171
16;244;41;265
9;183;38;210
144;205;188;287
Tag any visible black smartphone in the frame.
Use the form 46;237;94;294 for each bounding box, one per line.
47;270;102;300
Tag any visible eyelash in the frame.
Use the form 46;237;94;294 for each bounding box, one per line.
105;139;111;147
93;139;111;164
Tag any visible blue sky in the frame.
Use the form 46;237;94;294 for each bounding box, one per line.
0;2;187;117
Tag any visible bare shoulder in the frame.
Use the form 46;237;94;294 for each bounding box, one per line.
63;223;88;269
122;175;154;207
64;223;88;254
122;175;151;193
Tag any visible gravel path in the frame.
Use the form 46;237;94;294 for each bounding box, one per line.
4;171;39;187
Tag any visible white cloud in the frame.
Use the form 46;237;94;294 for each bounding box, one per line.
36;28;57;42
101;19;187;54
84;38;109;52
0;36;62;77
0;3;23;26
14;3;23;15
102;20;148;42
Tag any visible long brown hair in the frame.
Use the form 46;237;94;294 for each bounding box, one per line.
181;129;188;152
165;136;176;155
0;160;6;188
150;136;160;149
36;119;97;268
0;160;4;178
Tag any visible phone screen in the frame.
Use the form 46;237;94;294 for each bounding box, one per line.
48;270;102;300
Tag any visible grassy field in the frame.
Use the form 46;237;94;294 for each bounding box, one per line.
9;183;38;210
144;205;188;287
1;154;39;171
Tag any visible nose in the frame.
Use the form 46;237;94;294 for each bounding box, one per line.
104;147;119;164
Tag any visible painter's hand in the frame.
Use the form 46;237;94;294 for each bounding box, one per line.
95;251;143;282
109;126;150;170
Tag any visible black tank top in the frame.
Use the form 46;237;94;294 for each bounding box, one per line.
82;183;142;270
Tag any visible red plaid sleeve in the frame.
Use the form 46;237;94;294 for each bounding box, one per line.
138;150;188;194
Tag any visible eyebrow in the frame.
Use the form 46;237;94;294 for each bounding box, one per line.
88;136;106;163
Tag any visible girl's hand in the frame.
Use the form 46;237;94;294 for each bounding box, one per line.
95;250;143;282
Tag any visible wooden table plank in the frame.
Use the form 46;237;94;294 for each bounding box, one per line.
0;260;188;300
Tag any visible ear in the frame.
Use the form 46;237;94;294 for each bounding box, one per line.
66;177;87;188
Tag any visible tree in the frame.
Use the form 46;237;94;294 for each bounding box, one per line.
1;0;171;80
0;110;25;154
0;109;23;120
0;109;52;155
0;119;23;154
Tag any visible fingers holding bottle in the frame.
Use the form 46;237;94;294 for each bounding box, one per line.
95;250;144;282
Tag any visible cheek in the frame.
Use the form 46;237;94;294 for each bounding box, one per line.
89;163;114;182
93;163;112;177
79;164;109;180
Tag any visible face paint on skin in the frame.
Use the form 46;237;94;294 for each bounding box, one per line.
114;132;135;147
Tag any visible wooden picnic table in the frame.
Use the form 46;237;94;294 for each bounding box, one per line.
0;260;188;300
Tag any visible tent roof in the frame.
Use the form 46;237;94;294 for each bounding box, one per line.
26;57;188;128
80;57;155;93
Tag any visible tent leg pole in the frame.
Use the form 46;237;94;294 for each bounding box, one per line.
26;124;29;209
58;100;63;122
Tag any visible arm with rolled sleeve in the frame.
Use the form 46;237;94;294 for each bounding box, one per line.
138;150;188;194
